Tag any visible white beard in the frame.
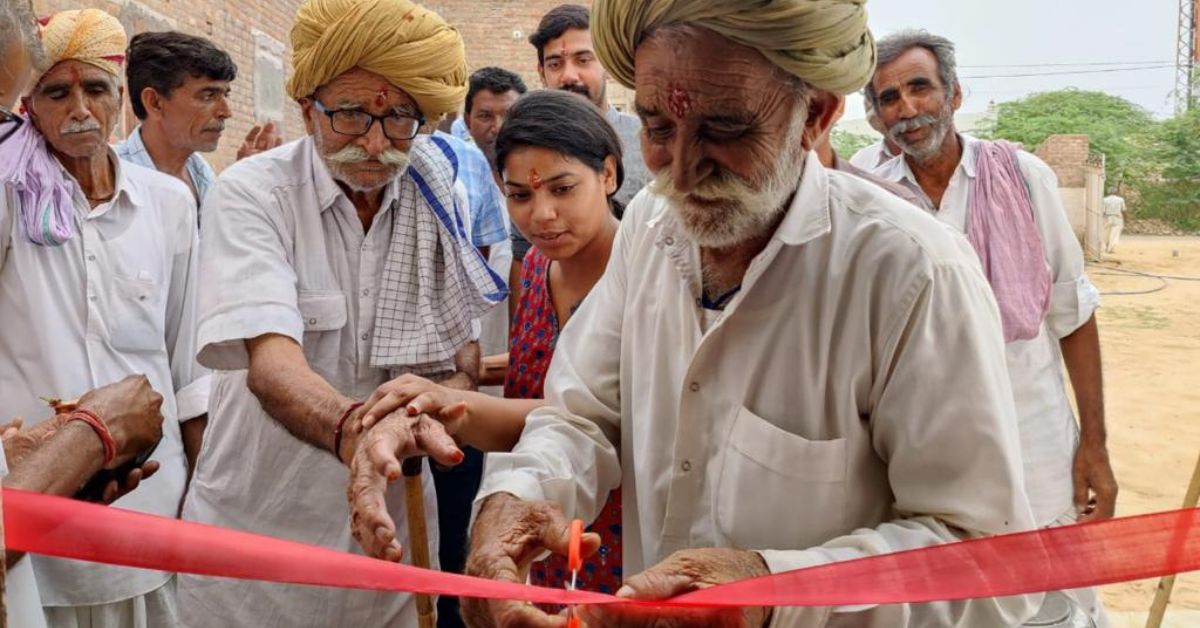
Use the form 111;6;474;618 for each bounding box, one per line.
650;114;806;249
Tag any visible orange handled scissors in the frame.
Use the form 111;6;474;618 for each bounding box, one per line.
567;519;584;628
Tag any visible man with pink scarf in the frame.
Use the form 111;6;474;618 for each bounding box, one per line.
0;9;207;627
869;29;1114;627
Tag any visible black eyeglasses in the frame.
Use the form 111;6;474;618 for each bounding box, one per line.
312;99;425;141
0;105;22;145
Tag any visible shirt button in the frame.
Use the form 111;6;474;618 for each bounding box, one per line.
307;317;317;325
86;254;96;261
360;332;369;341
689;382;700;392
361;288;370;297
681;460;691;472
664;236;675;246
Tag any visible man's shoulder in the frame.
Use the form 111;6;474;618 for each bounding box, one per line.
215;138;311;194
121;160;193;205
827;169;976;271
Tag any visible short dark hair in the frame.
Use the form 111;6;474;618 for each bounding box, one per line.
125;31;238;120
496;90;624;203
529;4;590;66
465;67;527;115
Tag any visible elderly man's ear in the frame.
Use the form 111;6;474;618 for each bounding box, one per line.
800;91;844;152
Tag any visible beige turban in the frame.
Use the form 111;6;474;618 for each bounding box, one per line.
592;0;876;95
34;9;127;84
287;0;467;119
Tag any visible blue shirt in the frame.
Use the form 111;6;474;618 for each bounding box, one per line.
114;126;216;204
434;130;508;248
450;116;471;143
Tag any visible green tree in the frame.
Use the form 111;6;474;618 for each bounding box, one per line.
830;129;877;162
992;89;1157;192
1135;108;1200;232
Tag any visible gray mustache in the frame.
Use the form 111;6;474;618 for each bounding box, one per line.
61;120;101;134
889;114;939;135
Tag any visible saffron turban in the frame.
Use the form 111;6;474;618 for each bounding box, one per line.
287;0;467;119
592;0;876;95
34;9;127;84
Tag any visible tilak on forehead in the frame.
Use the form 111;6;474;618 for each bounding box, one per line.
528;168;544;190
667;83;691;118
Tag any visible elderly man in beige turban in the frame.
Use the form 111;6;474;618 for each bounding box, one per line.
176;0;505;626
0;8;210;628
457;1;1042;626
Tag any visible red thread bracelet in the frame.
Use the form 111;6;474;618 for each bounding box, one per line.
333;401;363;463
67;409;116;466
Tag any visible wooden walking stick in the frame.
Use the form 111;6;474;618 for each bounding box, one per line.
1146;451;1200;628
403;456;436;628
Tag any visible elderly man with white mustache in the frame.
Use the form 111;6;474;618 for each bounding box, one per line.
447;1;1043;627
177;0;505;625
868;30;1114;626
0;8;208;627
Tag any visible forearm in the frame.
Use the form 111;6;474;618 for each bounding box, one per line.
457;394;542;452
181;416;207;476
441;340;480;391
478;353;509;387
1060;315;1106;444
3;417;66;469
246;334;354;457
5;421;107;567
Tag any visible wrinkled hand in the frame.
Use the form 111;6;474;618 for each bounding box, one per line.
97;460;160;504
578;548;771;627
77;375;164;467
461;493;600;628
236;122;282;160
347;411;465;561
359;373;470;431
1073;440;1118;522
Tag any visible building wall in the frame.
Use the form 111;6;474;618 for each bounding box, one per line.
30;0;616;172
1034;134;1090;188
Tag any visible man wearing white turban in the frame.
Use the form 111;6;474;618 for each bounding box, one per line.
460;1;1042;626
177;0;505;626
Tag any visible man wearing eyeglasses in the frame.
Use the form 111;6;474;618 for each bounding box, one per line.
175;0;506;626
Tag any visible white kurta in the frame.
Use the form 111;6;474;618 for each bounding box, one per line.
0;450;49;628
179;138;442;628
0;154;208;607
476;155;1040;627
875;134;1101;526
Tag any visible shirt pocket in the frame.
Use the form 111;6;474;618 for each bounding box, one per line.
296;290;347;370
109;272;166;354
716;406;847;550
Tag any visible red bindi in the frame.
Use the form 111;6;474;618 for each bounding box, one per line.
528;168;543;190
668;85;691;119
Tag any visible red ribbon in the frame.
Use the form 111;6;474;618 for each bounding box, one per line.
5;488;1199;608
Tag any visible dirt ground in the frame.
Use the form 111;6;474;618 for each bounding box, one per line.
1090;236;1200;614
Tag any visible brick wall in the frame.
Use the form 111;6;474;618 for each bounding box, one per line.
1034;134;1090;188
30;0;625;173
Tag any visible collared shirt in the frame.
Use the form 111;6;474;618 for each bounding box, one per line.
848;139;898;171
477;155;1038;627
875;134;1101;526
179;137;442;627
0;152;208;606
434;130;509;248
114;126;217;204
451;115;471;143
606;106;651;210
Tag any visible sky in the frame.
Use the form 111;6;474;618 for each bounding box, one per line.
846;0;1182;121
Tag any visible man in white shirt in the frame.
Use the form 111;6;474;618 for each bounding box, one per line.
177;0;505;626
1103;194;1125;254
868;29;1113;625
439;2;1040;626
0;9;208;627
